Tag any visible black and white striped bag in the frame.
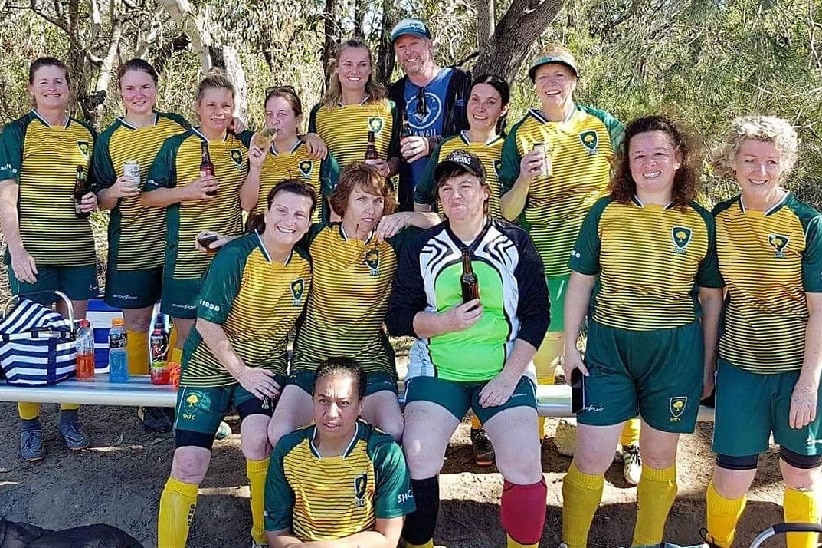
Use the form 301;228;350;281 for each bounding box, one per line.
0;298;76;386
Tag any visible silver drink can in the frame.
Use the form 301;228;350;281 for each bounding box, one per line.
123;160;141;189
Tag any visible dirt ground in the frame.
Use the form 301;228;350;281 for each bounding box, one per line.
0;403;791;548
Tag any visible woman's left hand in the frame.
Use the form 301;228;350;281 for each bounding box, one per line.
79;192;97;214
478;371;519;408
375;212;409;241
302;133;328;160
790;383;818;429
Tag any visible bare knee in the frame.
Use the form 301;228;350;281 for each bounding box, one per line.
241;416;271;460
170;447;211;485
712;464;757;499
780;450;822;490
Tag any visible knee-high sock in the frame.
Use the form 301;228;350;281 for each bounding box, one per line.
500;479;547;546
170;347;183;365
784;487;821;548
403;541;434;548
247;458;269;544
506;535;539;548
535;333;562;438
18;402;41;420
633;464;677;546
705;479;746;548
127;330;149;375
158;477;198;548
620;418;641;447
562;462;604;548
402;476;439;547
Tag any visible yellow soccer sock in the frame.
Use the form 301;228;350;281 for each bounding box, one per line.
633;464;677;546
247;458;269;544
705;480;746;548
620;418;641;447
403;541;433;548
158;477;199;548
535;331;563;438
170;347;183;365
168;324;178;354
470;415;482;430
127;330;150;375
506;534;538;548
18;402;41;420
59;403;81;411
784;487;820;548
562;462;604;548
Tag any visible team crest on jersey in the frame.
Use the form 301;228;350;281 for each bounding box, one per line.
364;247;380;277
768;233;790;258
368;117;384;134
671;226;692;254
298;160;313;178
353;473;368;507
579;130;598;155
669;396;687;421
77;140;90;158
230;149;244;170
290;278;305;306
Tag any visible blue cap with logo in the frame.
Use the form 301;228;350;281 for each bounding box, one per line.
390;18;432;44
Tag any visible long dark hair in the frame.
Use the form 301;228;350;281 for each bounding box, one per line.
246;179;318;234
609;115;702;209
470;73;510;135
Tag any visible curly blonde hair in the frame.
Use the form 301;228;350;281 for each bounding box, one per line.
711;116;799;181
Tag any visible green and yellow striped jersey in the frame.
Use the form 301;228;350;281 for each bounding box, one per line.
93;112;189;270
308;99;400;169
500;105;624;277
255;140;340;223
291;223;408;376
415;131;505;218
145;128;250;280
570;196;721;331
714;193;822;373
264;420;414;541
0;110;97;266
181;232;311;386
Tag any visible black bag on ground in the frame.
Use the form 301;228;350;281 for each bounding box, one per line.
0;519;142;548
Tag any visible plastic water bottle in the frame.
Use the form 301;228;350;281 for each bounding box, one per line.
75;319;95;379
108;317;129;383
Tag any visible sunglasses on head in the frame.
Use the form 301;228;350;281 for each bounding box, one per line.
265;85;297;98
415;86;428;117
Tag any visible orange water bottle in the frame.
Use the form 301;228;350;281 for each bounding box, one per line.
75;319;95;379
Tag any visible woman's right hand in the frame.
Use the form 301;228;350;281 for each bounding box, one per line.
236;366;281;401
519;149;549;182
109;175;141;199
562;347;588;384
184;176;218;201
247;144;267;170
10;247;38;284
441;300;483;333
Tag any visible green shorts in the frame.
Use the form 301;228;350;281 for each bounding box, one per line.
288;369;398;397
161;276;202;319
404;374;536;424
547;275;569;332
174;378;285;449
579;320;703;433
8;263;98;304
104;266;162;309
713;360;822;457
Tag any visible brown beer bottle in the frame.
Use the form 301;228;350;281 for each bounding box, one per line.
401;112;412;138
200;140;217;196
74;166;90;219
365;131;379;161
460;249;480;303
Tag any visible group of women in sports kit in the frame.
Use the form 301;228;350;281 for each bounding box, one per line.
1;24;820;548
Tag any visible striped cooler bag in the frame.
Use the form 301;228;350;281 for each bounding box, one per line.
0;298;76;386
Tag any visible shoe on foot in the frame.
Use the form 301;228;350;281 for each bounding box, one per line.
470;428;495;467
250;541;267;548
59;418;90;450
138;406;174;433
215;420;232;440
699;527;721;548
622;444;641;485
20;428;44;461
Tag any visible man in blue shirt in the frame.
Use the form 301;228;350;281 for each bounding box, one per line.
388;18;471;212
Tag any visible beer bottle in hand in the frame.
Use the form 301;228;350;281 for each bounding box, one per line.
461;249;480;303
401;112;412;138
365;130;379;161
200;140;217;196
74;165;90;219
